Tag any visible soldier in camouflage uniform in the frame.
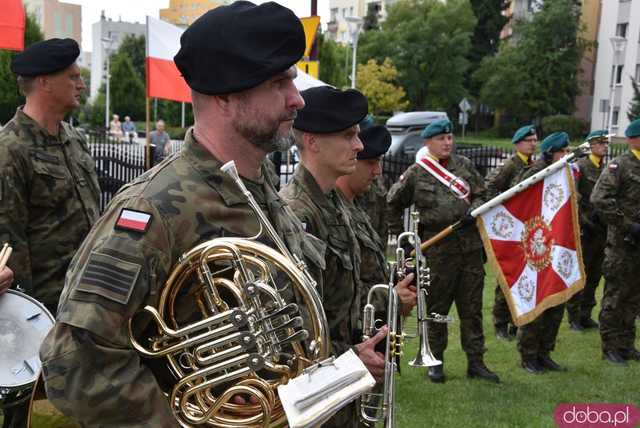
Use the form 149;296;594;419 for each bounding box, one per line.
516;132;571;374
355;175;389;247
0;38;100;315
387;119;500;384
566;130;609;331
336;125;417;316
0;38;99;428
280;87;388;427
39;4;328;426
486;125;537;340
591;118;640;366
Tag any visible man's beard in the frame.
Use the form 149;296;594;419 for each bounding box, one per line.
233;112;296;153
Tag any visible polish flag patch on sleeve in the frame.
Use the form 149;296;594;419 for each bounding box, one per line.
115;208;152;233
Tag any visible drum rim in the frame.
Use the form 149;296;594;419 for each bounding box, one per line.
0;289;55;391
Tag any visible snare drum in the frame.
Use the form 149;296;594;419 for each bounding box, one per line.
0;289;54;408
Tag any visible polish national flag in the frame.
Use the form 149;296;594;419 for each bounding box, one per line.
0;0;25;52
146;16;191;103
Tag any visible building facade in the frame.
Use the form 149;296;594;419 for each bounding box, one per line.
590;0;640;136
89;12;145;100
327;0;397;43
160;0;230;27
23;0;81;44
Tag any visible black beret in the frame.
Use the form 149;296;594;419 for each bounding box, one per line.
358;125;391;160
10;38;80;77
174;1;305;95
294;86;368;133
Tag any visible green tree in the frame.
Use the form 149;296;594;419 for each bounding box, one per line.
475;0;587;123
0;14;43;123
357;58;409;116
118;35;145;79
466;0;510;97
318;33;349;88
358;0;476;112
109;53;146;121
628;77;640;122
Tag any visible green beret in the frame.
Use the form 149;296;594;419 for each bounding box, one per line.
357;125;391;160
512;125;536;144
585;129;609;143
625;119;640;138
10;38;79;77
540;132;569;153
421;118;453;139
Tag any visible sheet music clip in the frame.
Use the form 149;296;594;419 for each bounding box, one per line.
302;356;337;381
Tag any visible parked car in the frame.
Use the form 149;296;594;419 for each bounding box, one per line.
385;111;449;157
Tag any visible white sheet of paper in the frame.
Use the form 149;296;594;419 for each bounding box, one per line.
277;349;376;428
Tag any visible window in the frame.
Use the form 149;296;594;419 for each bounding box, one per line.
349;6;354;16
616;65;624;85
330;8;338;21
636;64;640;81
612;108;620;126
616;23;628;38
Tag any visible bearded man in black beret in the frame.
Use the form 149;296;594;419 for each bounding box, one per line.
39;2;329;427
0;38;100;428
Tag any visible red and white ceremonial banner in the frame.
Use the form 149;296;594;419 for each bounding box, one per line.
146;16;191;103
0;0;25;52
476;165;585;326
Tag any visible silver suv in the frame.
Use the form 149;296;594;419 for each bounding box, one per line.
385;111;449;157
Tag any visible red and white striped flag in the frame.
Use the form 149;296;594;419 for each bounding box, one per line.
146;16;191;103
475;165;585;326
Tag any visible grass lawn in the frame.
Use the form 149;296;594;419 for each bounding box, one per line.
5;268;638;427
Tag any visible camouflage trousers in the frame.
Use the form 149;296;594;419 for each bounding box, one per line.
599;250;640;353
492;283;513;328
425;252;486;360
517;304;565;359
323;401;360;428
567;233;605;323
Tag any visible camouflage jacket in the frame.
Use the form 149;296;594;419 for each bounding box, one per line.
0;108;100;308
280;164;362;355
591;151;640;250
340;191;389;312
576;156;606;233
486;153;531;198
39;129;326;427
354;175;388;244
386;154;486;257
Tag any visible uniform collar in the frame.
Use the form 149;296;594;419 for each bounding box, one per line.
631;149;640;161
181;128;272;207
293;163;338;213
15;107;71;146
427;152;449;167
589;154;602;168
516;150;531;165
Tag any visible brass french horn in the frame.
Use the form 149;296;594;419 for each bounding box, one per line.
128;161;329;427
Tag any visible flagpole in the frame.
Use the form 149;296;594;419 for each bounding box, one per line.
414;143;590;254
470;143;588;218
145;96;151;170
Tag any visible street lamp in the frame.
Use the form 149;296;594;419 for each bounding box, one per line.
345;16;363;89
101;37;113;131
607;35;627;138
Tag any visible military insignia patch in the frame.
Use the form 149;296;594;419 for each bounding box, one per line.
76;252;140;304
115;208;152;233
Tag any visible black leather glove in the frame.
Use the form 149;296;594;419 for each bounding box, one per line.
459;213;476;228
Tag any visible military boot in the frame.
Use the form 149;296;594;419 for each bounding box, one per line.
602;350;628;366
619;348;640;362
569;319;585;332
495;324;511;341
521;357;545;374
538;354;567;372
427;353;445;383
467;359;500;383
580;317;599;329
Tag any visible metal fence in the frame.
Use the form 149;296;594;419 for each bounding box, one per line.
85;134;631;212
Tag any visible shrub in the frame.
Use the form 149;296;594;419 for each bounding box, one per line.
541;115;588;141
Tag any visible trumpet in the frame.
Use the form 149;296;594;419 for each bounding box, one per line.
397;212;451;368
360;263;402;428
